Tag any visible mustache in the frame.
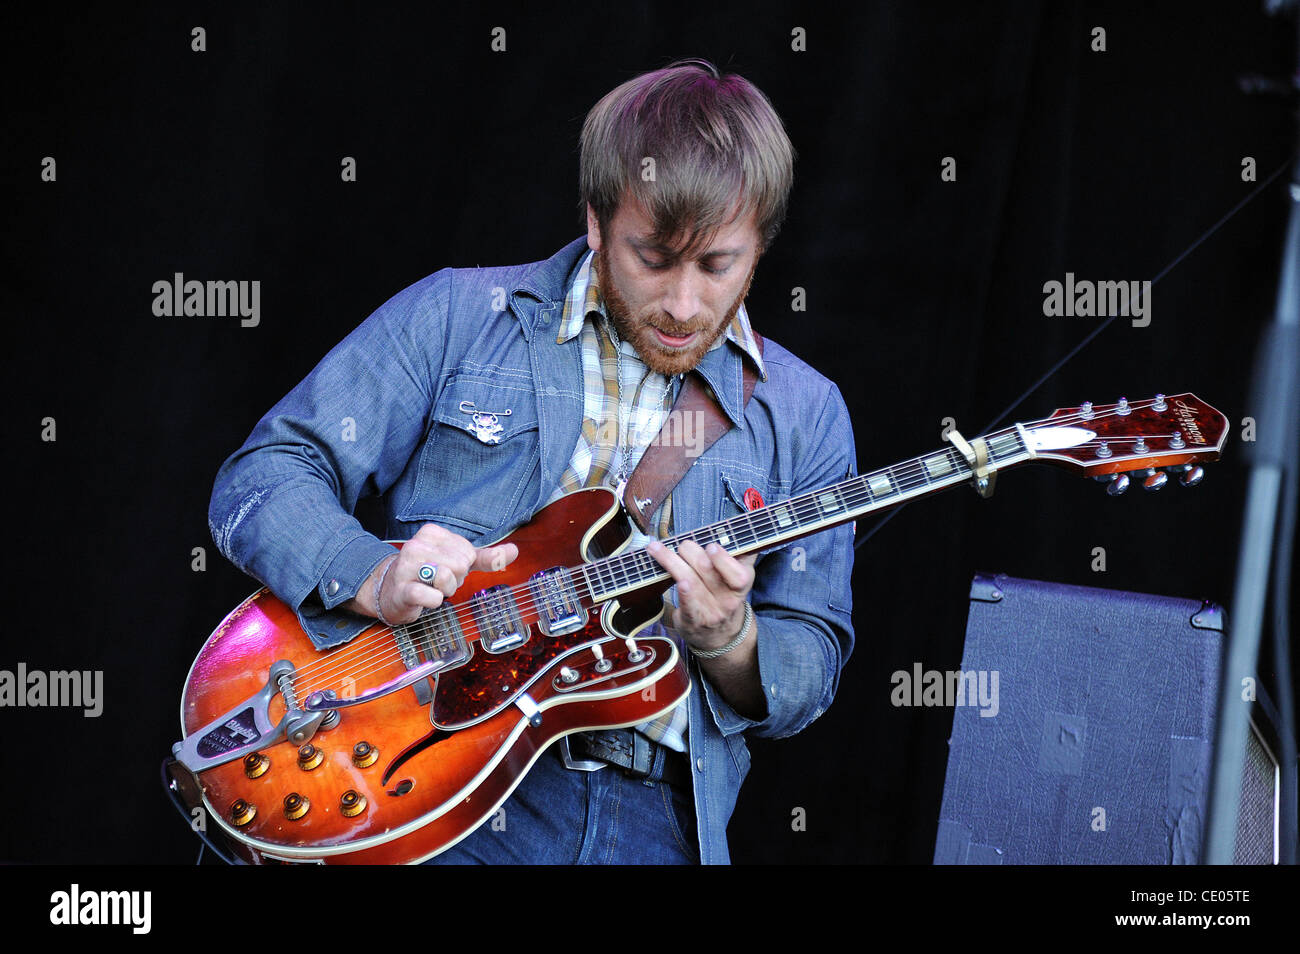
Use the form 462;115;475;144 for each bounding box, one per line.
643;313;710;336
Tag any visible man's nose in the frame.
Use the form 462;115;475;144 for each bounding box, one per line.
661;267;703;324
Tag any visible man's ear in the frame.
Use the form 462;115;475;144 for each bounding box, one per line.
585;203;602;251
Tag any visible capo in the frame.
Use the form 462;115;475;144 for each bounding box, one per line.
944;424;997;498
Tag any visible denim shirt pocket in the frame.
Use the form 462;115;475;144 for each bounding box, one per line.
397;373;539;536
718;470;793;559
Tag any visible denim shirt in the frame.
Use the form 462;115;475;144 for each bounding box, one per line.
209;236;858;864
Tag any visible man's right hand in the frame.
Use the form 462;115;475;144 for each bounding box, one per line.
344;523;519;625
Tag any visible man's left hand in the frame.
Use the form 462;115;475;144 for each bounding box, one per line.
647;538;755;652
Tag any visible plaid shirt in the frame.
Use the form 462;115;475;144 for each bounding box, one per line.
549;250;766;752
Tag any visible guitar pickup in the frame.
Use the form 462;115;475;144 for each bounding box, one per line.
528;566;586;637
471;584;528;653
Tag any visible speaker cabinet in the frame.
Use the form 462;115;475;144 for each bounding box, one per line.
934;573;1279;864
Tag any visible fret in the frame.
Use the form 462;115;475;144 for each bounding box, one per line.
577;565;598;602
579;426;1034;602
639;548;658;579
987;428;1023;461
867;471;894;499
614;555;633;589
923;452;957;479
890;464;917;492
816;489;842;516
753;507;778;544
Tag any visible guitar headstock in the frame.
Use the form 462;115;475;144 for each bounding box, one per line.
1020;393;1228;493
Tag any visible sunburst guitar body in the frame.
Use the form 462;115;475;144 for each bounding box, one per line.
170;487;688;864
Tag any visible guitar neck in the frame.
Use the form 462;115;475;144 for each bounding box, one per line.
583;424;1032;603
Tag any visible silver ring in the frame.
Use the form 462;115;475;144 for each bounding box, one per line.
417;563;439;586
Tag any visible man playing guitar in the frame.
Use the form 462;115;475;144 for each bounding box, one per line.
208;58;858;863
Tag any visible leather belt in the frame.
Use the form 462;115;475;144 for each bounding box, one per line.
563;729;692;789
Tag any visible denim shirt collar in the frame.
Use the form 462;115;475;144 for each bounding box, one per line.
505;236;590;340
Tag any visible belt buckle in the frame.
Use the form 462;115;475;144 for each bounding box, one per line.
559;735;607;772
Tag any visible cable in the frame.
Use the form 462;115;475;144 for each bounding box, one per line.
854;150;1299;551
159;758;243;866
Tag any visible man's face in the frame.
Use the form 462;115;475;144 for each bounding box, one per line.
586;198;760;377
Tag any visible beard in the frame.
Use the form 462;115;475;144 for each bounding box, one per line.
594;250;755;377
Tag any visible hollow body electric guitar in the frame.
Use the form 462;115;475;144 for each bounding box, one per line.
169;393;1227;864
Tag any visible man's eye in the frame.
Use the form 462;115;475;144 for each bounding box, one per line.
701;262;731;275
640;257;670;270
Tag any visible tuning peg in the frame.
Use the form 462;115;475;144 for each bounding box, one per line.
1105;473;1130;496
1153;393;1168;411
1141;468;1167;492
1178;465;1204;488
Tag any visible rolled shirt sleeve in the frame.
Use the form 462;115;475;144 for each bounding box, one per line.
207;272;451;646
699;381;858;740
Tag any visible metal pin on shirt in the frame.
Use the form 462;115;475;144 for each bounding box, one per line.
458;401;512;445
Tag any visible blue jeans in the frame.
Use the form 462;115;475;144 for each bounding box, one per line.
426;743;699;864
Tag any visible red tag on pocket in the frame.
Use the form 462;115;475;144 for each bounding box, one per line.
743;487;765;510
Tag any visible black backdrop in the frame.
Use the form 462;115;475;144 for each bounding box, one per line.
3;1;1295;865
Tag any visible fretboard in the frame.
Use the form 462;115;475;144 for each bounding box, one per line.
581;425;1031;602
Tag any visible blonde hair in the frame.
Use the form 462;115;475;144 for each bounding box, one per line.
579;58;795;254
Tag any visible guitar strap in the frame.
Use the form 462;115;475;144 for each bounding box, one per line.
622;331;764;533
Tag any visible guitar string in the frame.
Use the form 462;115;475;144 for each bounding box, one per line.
287;397;1206;694
290;400;1197;697
287;418;1033;692
286;397;1198;694
296;460;1193;696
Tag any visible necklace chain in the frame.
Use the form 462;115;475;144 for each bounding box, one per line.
602;316;663;487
